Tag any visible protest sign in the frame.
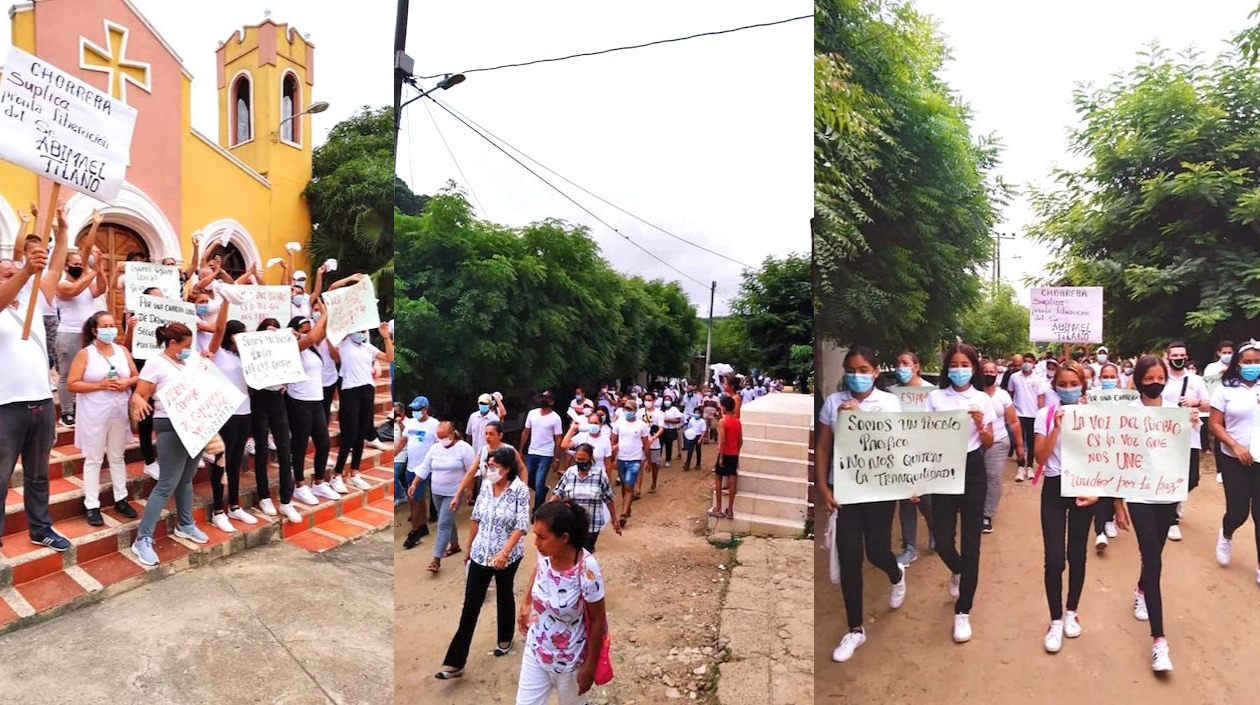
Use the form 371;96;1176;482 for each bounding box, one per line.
220;285;289;329
233;330;306;389
124;262;180;309
1059;406;1192;502
1204;375;1222;398
156;356;247;457
1089;388;1139;405
889;385;933;412
132;295;196;360
833;411;969;503
322;277;380;345
1030;287;1103;344
0;46;138;203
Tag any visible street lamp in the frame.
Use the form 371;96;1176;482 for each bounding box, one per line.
274;101;331;141
401;73;465;112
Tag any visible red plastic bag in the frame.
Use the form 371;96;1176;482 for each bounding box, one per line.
594;630;614;685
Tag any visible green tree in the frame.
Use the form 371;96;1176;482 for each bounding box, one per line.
305;106;395;317
814;0;1004;357
956;281;1031;359
726;253;812;381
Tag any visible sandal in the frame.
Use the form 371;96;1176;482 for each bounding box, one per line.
724;509;734;519
427;558;441;573
618;515;628;528
706;508;722;518
649;486;657;494
494;641;514;657
434;667;463;680
443;545;462;558
633;492;642;500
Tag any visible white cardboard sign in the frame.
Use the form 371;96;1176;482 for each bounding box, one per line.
321;277;380;345
155;356;247;457
1030;287;1103;344
1059;406;1192;501
234;330;306;390
833;411;969;503
219;285;290;330
124;262;180;309
132;295;197;360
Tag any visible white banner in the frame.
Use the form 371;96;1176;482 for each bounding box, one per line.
322;277;380;345
889;386;933;412
155;356;247;457
220;285;289;330
1059;406;1192;501
234;330;306;390
132;295;197;360
1089;388;1139;405
0;46;138;203
1030;287;1104;344
124;262;180;309
833;411;969;503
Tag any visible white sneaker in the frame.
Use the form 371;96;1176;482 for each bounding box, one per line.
1217;472;1224;485
349;474;372;491
832;630;866;662
952;613;972;643
293;485;319;506
1134;589;1149;621
1063;610;1082;638
889;566;907;609
1015;467;1026;482
1176;502;1185;519
1105;521;1118;539
1044;620;1064;653
268;436;276;451
210;512;236;533
228;507;259;525
1217;529;1232;566
245;438;256;456
1096;533;1109;551
259;498;278;516
327;457;337;468
279;502;302;523
143;462;160;481
330;476;349;494
1152;639;1173;672
368;439;390;451
1168;525;1182;541
312;482;340;501
948;573;961;599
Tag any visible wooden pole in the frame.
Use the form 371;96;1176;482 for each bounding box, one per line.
107;229;115;318
22;183;60;340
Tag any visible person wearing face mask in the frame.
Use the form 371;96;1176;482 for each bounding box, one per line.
401;396;440;550
1033;360;1097;654
815;346;906;663
1209;339;1260;585
610;399;650;527
568;387;589;425
452;421;529;509
285;312;339;508
638;392;666;496
1092;362;1125;550
980;359;1023;534
465;393;503;502
124;286;164;480
53;249;108;427
892;351;936;563
561;413;613;475
237;318;303;524
1088;347;1110;383
682;406;707;471
290;284;311;320
328;321;395;492
1162;341;1208;541
192;290;217;353
519;391;565;514
203;307;266;531
1009;350;1049;483
1204;340;1235;485
551;443;621;553
434;446;531;681
924;342;996;644
129;323;210;566
65;311;140;526
410;421;476;573
662;397;683;467
1110;354;1194;673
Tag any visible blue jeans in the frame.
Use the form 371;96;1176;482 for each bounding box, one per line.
618;459;642;488
433;493;456;558
394;462;407;505
525;454;552;511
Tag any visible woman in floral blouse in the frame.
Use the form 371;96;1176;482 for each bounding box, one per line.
516;499;609;705
435;446;531;680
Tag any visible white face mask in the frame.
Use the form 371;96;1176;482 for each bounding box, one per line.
485;468;503;484
440;436;455;448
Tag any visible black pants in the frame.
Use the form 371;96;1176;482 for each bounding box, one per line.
931;449;986;614
249;389;294;504
322;380;339;424
287;395;330;484
1221;452;1260;560
1129;501;1177;638
684;437;702;468
442;558;522;669
1094;498;1116;534
663;428;678;462
1018;417;1036;464
214;414;250;511
333;385;374;474
1040;475;1093;620
584;530;600;554
837;500;901;630
134;358;157;465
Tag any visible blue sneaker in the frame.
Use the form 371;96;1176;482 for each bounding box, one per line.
131;536;158;566
30;530;70;552
174;524;209;544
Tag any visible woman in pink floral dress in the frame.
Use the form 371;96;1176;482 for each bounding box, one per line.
516;499;609;705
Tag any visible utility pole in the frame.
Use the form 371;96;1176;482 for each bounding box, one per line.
993;231;1016;285
703;281;716;388
393;0;411;153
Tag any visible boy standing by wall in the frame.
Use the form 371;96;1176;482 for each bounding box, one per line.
709;396;743;518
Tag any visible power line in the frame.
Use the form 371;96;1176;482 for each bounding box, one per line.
416;14;812;79
426;94;728;299
420;93;487;217
432;100;759;270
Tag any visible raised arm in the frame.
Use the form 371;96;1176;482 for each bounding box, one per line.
40;207;70;304
375;322;394;363
206;301;230;355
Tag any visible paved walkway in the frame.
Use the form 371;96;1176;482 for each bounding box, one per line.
716;536;813;705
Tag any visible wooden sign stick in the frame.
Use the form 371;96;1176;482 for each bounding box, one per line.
22;182;60;340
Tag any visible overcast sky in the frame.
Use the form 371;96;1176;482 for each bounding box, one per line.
1;0;391;147
399;1;812;315
917;0;1260;305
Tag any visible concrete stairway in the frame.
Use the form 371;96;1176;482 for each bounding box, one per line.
709;393;813;537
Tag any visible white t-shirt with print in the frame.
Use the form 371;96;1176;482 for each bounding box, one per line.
525;408;564;456
641;408;664;449
817;388;902;430
404;416;440;471
526;550;606;674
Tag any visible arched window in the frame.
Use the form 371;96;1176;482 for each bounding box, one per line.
280;72;300;144
231;74;252;146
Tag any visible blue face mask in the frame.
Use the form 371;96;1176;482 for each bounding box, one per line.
844;373;874;395
350;332;368;345
177;348;192;361
292;295;307;307
312;312;322;322
1056;386;1083;404
1100;379;1118;390
624;411;636;421
1242;364;1260;382
96;327;117;344
478;403;490;414
895;367;913;384
411;409;425;419
947;368;973;388
587;424;601;434
196;305;210;317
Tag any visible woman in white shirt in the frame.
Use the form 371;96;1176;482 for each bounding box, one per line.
66;312;139;526
560;413;613;475
923;343;995;645
682;408;707;471
285;312;339;506
980;359;1022;533
329;315;394;491
893;351;936;565
1209;340;1260;582
129;323;209;566
204;308;266;530
816;346;907;663
410;421;476;573
1033;360;1097;654
1113;354;1193;673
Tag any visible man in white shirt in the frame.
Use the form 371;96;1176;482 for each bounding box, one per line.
519;390;564;513
681;385;701;416
401;396;440;549
465;392;501;456
1163;341;1210;539
611;399;651;527
639;392;666;495
1007;351;1048;481
1090;346;1110;383
1203;340;1234;379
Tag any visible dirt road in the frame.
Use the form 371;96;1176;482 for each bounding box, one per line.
394;459;733;704
816;454;1260;704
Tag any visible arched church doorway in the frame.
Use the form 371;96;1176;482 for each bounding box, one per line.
206;242;248;280
76;222;149;321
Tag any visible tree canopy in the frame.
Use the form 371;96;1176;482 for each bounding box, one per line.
956;280;1032;359
727;253;812;383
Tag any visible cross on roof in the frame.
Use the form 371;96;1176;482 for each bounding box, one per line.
80;20;151;103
